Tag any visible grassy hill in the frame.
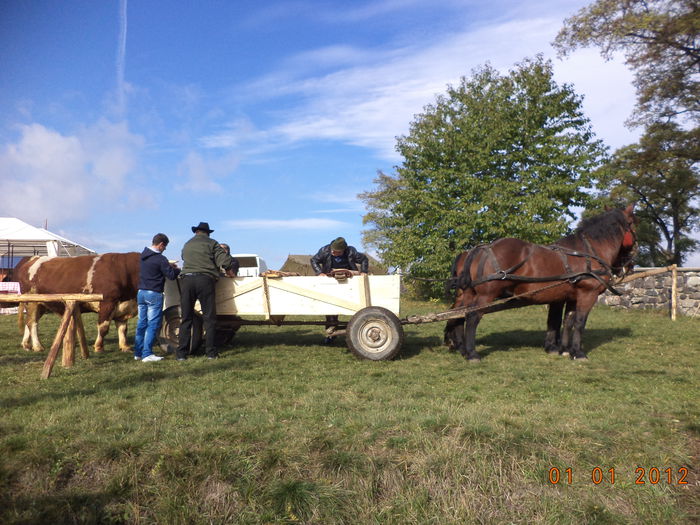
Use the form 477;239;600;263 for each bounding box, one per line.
0;300;697;524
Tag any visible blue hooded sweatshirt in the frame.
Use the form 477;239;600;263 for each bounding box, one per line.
138;247;180;293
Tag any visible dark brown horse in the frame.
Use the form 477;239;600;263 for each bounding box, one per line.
444;204;637;361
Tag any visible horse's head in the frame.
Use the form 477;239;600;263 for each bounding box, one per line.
613;203;638;276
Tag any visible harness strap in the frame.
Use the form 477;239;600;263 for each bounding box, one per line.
469;241;623;295
475;246;491;283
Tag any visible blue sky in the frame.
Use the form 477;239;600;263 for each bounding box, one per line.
3;0;694;268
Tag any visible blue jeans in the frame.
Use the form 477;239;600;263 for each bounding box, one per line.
134;289;164;358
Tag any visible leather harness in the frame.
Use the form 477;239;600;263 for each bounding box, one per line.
466;235;625;296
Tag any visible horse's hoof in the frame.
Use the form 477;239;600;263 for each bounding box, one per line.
546;349;560;355
467;357;481;363
560;351;570;357
572;355;588;361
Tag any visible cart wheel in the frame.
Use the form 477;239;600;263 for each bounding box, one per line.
346;306;404;360
159;306;203;354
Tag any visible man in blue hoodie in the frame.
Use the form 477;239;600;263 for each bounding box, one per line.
134;233;181;362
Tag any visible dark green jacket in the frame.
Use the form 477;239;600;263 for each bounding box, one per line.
181;233;238;279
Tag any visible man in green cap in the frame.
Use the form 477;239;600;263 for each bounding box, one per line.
311;237;369;343
310;237;369;276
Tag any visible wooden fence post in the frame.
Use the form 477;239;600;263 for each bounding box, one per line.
671;264;678;321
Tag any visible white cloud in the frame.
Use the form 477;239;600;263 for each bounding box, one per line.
0;120;143;225
224;218;348;230
221;13;637;161
306;191;365;214
553;49;640;149
199;117;267;150
174;150;240;193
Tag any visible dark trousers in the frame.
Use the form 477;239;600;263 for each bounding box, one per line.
325;315;339;331
177;274;217;358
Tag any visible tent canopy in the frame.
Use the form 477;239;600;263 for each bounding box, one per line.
0;217;95;263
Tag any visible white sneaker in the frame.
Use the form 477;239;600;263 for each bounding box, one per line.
141;354;163;362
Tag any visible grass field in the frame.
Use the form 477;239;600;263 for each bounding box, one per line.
0;300;698;524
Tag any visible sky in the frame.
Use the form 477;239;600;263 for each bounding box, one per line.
2;0;698;268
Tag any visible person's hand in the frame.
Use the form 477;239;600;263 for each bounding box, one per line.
319;273;328;277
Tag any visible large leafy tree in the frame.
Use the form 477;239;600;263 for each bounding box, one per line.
555;0;700;266
360;57;607;296
595;122;700;265
554;0;700;126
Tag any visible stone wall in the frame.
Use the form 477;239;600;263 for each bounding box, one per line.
597;268;700;318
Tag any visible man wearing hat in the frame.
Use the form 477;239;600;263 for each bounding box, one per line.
176;222;239;360
311;237;369;343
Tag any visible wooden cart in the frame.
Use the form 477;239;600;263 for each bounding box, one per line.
160;273;404;360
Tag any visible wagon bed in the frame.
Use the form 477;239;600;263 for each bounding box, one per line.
161;274;404;360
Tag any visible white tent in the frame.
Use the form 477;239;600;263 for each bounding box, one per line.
0;217;95;262
0;218;95;313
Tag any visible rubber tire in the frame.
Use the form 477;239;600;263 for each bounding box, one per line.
159;306;203;354
346;306;404;361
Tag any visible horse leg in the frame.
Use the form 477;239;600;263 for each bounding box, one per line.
461;311;484;362
560;301;576;357
444;318;465;352
569;297;597;360
544;302;563;354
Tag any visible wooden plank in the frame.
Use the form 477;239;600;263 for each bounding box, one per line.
617;266;673;283
3;293;104;303
75;311;89;359
359;273;371;308
267;279;362;312
211;275;401;316
262;276;271;320
41;301;76;379
231;278;264;298
62;309;76;368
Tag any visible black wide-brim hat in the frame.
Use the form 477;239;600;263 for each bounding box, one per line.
192;221;214;233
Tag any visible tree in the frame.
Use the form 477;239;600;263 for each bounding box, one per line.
553;0;700;126
360;57;607;297
594;122;700;265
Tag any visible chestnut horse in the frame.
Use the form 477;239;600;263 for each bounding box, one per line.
444;205;637;361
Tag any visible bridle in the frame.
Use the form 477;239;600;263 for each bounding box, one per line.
613;217;638;277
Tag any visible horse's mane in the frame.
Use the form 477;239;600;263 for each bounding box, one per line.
558;208;627;244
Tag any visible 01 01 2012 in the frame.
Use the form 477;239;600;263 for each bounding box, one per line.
548;467;689;485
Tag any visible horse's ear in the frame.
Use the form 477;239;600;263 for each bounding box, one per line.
625;202;635;214
604;205;610;211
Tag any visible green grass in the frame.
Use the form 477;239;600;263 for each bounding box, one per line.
0;300;698;524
